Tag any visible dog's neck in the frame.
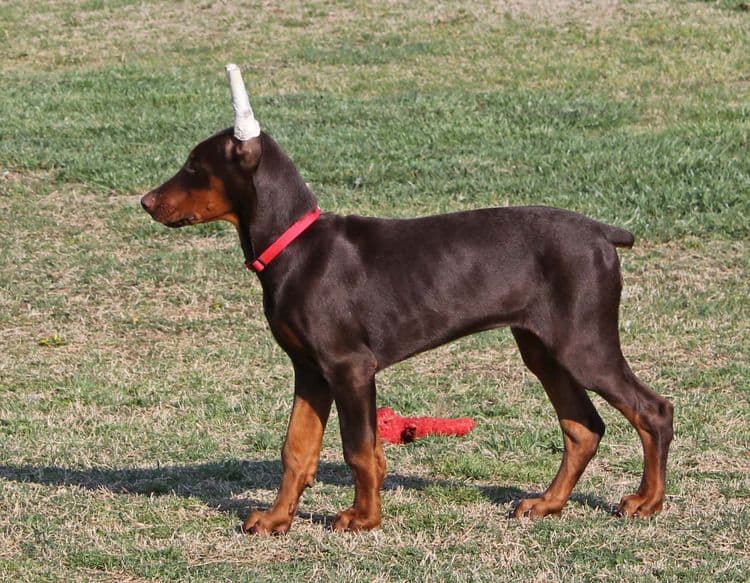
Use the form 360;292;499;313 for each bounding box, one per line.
235;133;318;269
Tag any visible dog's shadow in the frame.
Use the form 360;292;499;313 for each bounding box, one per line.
0;460;613;527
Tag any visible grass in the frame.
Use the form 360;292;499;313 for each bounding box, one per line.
1;1;749;581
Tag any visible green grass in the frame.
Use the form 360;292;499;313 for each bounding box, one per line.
1;1;749;581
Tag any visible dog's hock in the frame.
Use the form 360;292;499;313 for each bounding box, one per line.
225;63;261;141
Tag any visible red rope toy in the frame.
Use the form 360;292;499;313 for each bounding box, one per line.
376;407;476;444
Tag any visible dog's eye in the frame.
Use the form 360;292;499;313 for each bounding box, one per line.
185;162;198;175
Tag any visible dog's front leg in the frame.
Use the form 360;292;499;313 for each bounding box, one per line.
327;356;386;532
243;366;332;535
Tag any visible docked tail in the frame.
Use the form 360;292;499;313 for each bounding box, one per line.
604;224;635;248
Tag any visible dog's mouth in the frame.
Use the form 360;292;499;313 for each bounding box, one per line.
165;216;196;228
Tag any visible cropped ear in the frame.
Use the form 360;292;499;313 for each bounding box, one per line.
224;64;262;171
226;64;261;140
229;135;262;171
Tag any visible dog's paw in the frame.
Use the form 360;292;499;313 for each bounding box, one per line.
242;510;292;536
331;507;381;532
512;497;564;519
615;494;663;518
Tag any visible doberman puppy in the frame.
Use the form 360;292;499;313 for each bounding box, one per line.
140;66;673;534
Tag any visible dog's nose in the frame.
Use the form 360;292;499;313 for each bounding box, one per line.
141;192;156;213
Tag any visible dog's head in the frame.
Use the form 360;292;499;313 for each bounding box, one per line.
140;65;263;228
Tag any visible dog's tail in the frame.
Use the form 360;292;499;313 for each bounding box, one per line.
603;224;635;248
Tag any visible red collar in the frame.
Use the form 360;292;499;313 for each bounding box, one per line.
245;207;321;273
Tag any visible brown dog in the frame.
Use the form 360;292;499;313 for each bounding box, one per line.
141;65;673;534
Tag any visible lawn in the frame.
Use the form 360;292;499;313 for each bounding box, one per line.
0;1;748;581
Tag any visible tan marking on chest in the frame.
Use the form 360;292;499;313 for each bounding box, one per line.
278;323;305;353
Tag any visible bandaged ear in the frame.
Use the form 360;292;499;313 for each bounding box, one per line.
226;63;261;141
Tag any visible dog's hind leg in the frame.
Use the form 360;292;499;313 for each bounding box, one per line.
243;365;333;535
511;327;606;518
557;338;674;517
610;370;673;517
325;354;386;532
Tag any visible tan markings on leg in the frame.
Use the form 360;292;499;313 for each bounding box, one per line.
333;435;386;532
515;415;602;518
244;390;332;535
615;404;671;517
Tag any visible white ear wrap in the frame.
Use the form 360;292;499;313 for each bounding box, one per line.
225;63;261;140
